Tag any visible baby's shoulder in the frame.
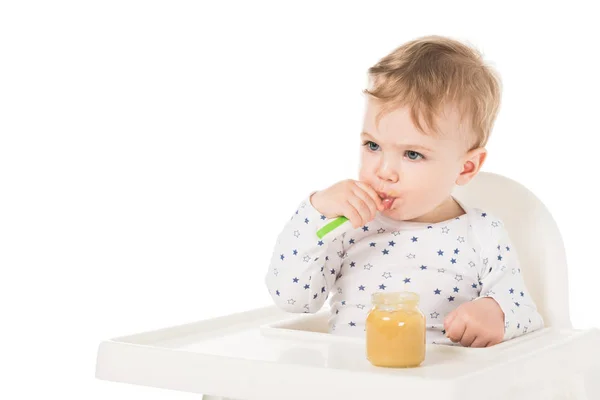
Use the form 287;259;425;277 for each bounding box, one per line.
463;205;509;248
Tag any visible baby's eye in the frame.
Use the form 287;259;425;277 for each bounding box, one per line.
405;150;424;160
364;141;380;151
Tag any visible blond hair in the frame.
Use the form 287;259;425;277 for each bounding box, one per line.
363;35;502;150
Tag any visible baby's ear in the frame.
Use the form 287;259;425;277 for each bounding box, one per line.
456;147;487;186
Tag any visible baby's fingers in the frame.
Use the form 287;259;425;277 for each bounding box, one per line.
347;196;372;228
355;181;384;211
351;188;378;221
470;336;490;348
445;316;467;343
459;326;477;347
343;201;363;229
444;309;458;331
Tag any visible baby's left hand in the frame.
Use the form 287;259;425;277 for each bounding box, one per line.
443;297;505;347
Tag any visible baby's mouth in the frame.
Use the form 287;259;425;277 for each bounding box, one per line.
377;192;397;210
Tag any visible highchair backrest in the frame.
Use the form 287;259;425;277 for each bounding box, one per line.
452;171;572;329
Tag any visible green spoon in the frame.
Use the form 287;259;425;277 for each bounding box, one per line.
316;216;349;239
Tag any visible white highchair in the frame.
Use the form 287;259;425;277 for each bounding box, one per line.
95;171;600;399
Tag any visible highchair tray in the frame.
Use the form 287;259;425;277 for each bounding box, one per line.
95;305;600;400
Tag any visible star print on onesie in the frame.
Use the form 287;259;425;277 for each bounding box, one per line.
265;192;544;344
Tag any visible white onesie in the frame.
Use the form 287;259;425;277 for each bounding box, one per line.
265;193;544;345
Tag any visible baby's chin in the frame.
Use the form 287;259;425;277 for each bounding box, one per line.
379;207;407;221
379;200;422;222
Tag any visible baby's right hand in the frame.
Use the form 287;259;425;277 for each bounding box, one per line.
310;180;384;229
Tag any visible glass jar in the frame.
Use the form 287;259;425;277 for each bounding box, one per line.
366;291;426;368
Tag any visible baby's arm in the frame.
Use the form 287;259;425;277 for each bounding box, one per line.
477;219;545;341
264;193;345;314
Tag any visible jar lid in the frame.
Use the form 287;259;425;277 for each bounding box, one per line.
371;291;419;305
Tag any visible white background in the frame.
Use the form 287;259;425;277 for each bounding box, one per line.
1;0;599;398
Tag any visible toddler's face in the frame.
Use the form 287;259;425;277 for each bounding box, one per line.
358;99;479;222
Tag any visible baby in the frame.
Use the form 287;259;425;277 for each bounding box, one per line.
265;35;544;347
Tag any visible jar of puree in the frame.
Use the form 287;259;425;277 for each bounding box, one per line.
366;291;426;368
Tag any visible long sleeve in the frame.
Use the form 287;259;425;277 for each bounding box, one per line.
265;193;347;314
476;218;545;341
